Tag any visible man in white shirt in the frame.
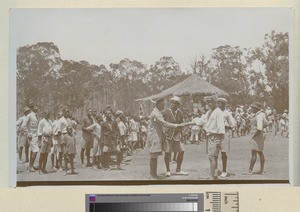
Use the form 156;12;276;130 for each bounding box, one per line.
217;98;234;179
57;108;72;171
37;111;53;174
248;102;266;174
204;96;225;180
51;111;63;171
21;102;39;172
16;107;31;163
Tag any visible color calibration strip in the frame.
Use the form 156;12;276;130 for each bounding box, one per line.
86;193;239;212
90;203;198;211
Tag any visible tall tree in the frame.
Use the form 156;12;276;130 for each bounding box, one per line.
17;42;62;116
190;55;211;81
209;45;249;104
249;31;289;111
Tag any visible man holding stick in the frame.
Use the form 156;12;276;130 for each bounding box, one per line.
146;97;194;180
217;98;235;179
204;95;226;180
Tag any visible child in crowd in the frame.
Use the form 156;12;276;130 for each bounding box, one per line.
63;125;78;175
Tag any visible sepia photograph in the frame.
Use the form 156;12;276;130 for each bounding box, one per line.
10;8;292;185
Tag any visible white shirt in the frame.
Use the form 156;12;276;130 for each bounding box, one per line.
38;118;53;136
58;116;71;134
52;119;60;136
86;123;101;140
191;117;206;130
21;111;38;137
16;116;26;132
224;109;235;127
118;121;127;136
205;107;225;135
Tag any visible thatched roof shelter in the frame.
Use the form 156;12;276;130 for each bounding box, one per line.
136;74;228;102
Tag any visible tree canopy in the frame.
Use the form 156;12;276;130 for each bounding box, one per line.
16;31;289;119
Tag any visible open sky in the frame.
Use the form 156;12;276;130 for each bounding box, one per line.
10;8;292;71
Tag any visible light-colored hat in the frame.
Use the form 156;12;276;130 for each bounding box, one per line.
217;98;227;104
151;97;165;105
284;109;288;113
23;107;30;113
251;102;262;110
170;96;181;104
115;110;124;116
204;95;218;103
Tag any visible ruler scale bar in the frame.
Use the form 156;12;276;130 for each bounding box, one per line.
205;192;239;212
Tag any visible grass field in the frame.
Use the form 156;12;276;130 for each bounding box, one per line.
17;131;288;183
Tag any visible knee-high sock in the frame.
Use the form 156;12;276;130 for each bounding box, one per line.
117;152;122;166
221;152;227;172
43;153;48;170
18;147;23;160
80;148;85;165
39;153;44;170
150;158;158;177
70;157;75;173
64;154;68;172
164;153;170;172
86;149;91;164
25;145;29;162
176;152;184;172
51;154;55;168
30;152;37;167
249;151;257;172
258;152;265;172
58;152;63;168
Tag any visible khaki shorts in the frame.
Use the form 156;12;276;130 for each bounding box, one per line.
207;134;223;157
250;132;265;152
221;132;230;153
92;139;102;156
40;136;52;154
18;134;29;148
150;151;162;159
163;138;185;153
30;135;39;153
82;137;94;149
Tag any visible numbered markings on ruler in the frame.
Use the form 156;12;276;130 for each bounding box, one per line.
205;192;239;212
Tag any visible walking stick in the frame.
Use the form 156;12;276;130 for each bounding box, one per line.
206;135;208;154
228;132;231;153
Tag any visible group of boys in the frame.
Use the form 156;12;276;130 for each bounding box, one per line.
16;103;150;175
16;97;283;180
17;102;78;175
146;95;269;180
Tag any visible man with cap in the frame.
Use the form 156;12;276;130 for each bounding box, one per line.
101;109;123;170
21;102;39;172
115;111;129;163
51;111;63;171
81;108;95;167
85;114;103;169
57;107;72;171
16;107;31;163
247;102;266;175
204;95;226;180
146;97;193;180
163;96;188;176
37;110;53;174
217;98;234;179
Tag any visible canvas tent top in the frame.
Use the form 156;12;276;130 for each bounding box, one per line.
136;74;228;101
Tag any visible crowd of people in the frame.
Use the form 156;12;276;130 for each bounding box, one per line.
182;103;289;145
145;95;289;180
16;102;149;175
16;97;289;180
